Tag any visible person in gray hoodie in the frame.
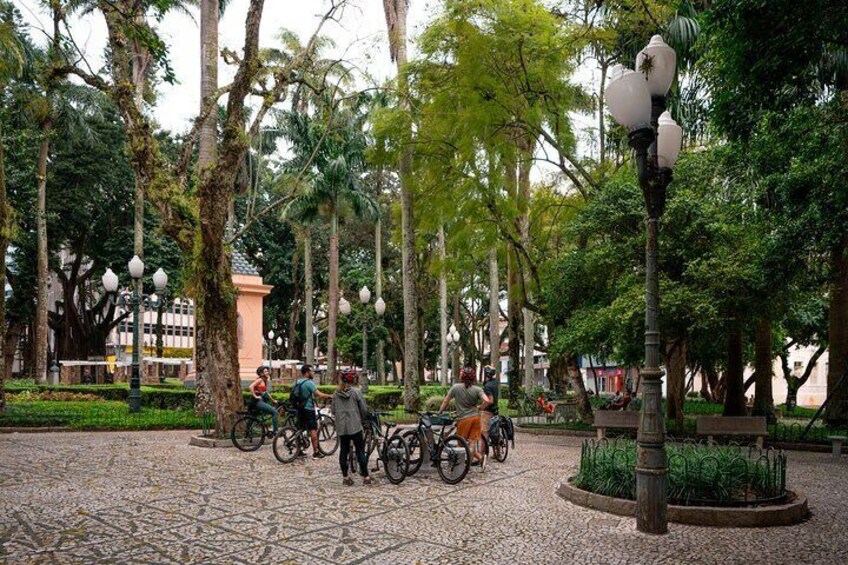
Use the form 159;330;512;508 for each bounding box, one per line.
332;370;372;485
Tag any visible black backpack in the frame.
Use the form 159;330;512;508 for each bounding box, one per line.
289;379;307;410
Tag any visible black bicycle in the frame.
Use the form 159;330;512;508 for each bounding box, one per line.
231;401;297;452
402;411;471;485
482;414;512;463
351;411;410;484
272;404;339;463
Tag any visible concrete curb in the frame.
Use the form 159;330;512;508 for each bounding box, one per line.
0;426;73;433
556;479;810;527
188;435;237;448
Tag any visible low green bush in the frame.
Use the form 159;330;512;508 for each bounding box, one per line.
0;401;206;430
7;390;103;402
422;394;453;412
366;390;403;410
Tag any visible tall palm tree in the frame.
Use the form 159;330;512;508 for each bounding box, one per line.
383;0;420;409
281;102;378;382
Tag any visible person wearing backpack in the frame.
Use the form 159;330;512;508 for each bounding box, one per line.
331;370;372;485
480;365;499;457
292;364;332;459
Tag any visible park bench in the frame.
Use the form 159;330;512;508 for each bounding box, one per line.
592;410;640;440
696;416;767;449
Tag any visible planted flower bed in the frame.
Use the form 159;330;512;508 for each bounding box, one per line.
574;439;787;507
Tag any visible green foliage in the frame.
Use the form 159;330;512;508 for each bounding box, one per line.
0;401;205;430
364;390;403;411
575;440;787;506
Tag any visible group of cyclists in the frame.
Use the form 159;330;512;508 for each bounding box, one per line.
246;361;505;485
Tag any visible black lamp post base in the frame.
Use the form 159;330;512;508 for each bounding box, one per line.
128;388;141;413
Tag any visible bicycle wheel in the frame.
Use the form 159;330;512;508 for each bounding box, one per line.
272;426;302;463
231;415;266;452
317;417;339;455
402;430;424;476
382;436;409;485
436;435;470;485
494;426;509;462
347;443;359;476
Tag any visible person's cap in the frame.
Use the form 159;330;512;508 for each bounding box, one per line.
483;365;496;377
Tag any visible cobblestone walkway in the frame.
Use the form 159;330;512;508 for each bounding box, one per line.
1;430;847;564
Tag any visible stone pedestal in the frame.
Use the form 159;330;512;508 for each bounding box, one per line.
142;362;160;384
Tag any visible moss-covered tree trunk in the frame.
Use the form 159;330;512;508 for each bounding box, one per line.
34;115;51;383
566;354;593;422
327;210;339;383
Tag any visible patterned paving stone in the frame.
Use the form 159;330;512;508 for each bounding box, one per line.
1;430;848;564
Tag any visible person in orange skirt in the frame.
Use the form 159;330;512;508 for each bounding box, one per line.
439;366;491;470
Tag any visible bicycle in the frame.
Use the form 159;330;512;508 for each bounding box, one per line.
481;414;512;463
350;411;410;485
231;401;296;452
272;403;339;463
402;411;471;485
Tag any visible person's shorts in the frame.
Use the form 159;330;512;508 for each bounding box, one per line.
456;415;481;442
479;411;492;436
298;409;318;431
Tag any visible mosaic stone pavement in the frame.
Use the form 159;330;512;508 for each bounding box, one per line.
1;430;847;564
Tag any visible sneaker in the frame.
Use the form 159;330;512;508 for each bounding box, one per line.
471;460;481;467
312;452;325;459
343;477;354;486
363;476;373;485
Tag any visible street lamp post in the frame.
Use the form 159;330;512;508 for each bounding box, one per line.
445;324;461;382
101;257;169;413
340;287;385;393
605;35;682;535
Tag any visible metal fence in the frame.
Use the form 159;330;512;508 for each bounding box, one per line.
576;438;788;507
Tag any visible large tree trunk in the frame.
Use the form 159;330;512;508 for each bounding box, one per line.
384;0;419;409
723;321;747;416
35;117;51;383
665;338;686;432
752;316;775;421
0;123;8;411
518;136;534;390
327;210;340;382
452;293;461;380
439;225;448;385
826;238;848;426
506;248;521;405
304;226;314;365
566;354;593;422
194;0;220;417
375;219;385;384
489;248;499;368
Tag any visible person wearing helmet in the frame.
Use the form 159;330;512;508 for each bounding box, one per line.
439;366;490;470
249;366;278;435
331;370;372;485
480;365;499;452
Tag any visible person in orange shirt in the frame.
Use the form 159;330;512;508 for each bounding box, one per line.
249;366;278;435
